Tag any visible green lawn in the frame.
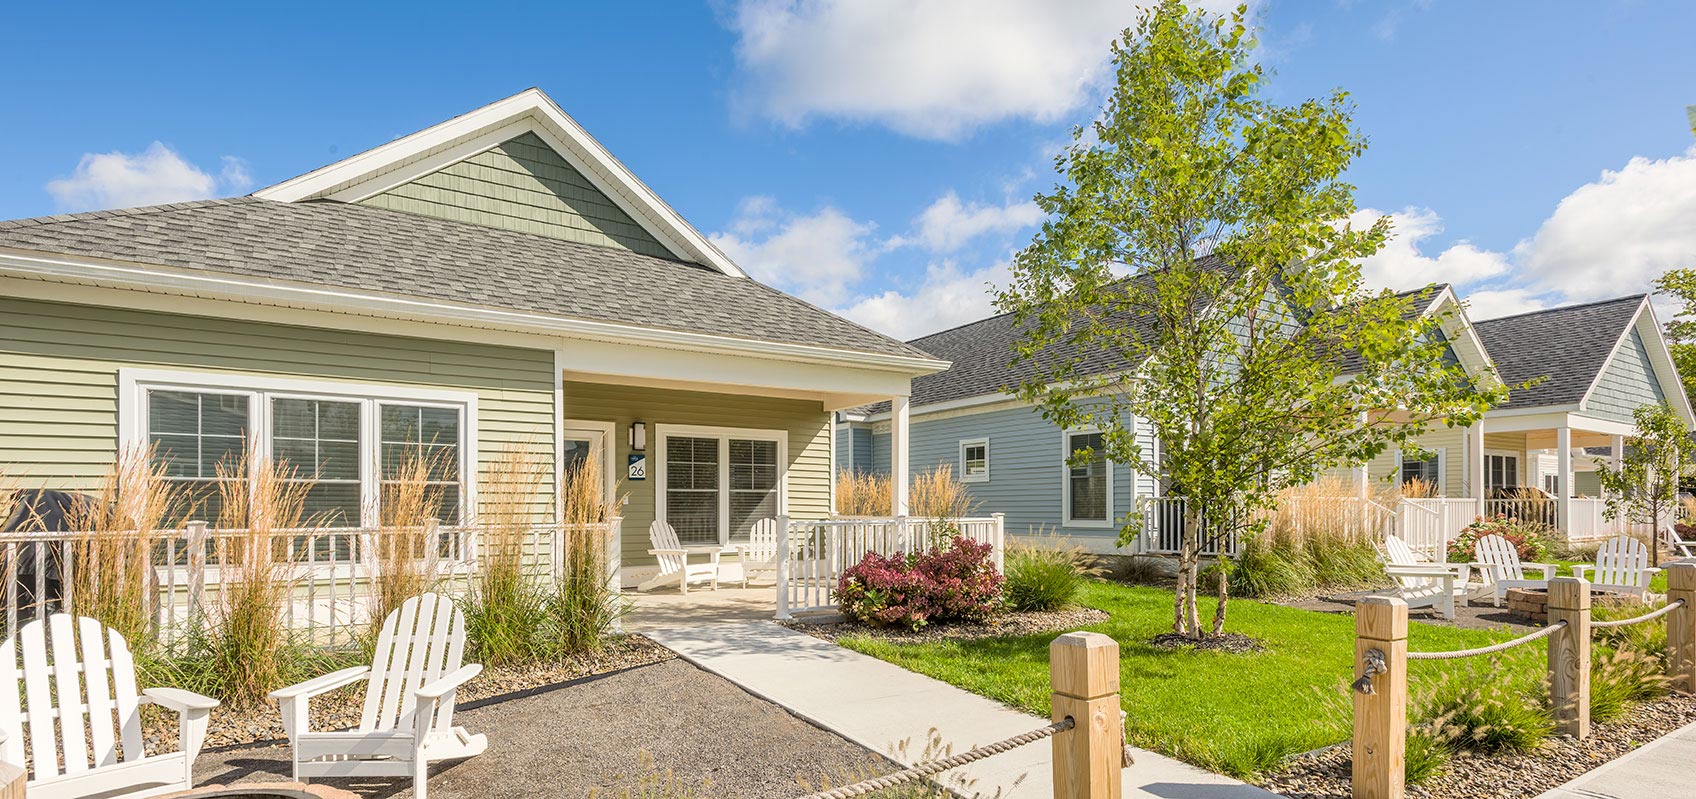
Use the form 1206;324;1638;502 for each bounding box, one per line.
837;581;1529;778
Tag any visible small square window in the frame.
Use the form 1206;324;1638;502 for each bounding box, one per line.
960;439;989;483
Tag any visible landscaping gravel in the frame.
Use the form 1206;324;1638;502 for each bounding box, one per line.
780;606;1109;643
1260;692;1696;799
145;635;674;755
192;657;891;798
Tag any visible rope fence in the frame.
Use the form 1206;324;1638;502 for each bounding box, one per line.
1591;598;1684;629
1405;620;1566;660
792;632;1131;799
1350;568;1696;799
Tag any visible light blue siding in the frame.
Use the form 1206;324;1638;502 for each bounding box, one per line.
1585;328;1665;423
866;403;1155;546
833;423;880;475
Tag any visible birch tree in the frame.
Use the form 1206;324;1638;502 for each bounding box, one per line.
996;1;1503;638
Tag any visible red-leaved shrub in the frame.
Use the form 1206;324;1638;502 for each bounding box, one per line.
836;538;1004;630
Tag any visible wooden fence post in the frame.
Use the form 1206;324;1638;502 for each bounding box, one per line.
1353;596;1408;799
1051;631;1123;799
1548;576;1591;739
1666;564;1696;692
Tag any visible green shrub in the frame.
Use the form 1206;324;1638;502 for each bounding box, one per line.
1412;655;1550;754
1005;538;1093;612
1446;515;1551;563
1231;531;1383;599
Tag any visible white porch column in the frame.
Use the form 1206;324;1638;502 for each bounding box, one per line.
1469;419;1486;517
891;395;911;516
1356;413;1369;500
1556;425;1573;536
1610;434;1624;476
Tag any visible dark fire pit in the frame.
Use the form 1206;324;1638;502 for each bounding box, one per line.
1503;586;1633;623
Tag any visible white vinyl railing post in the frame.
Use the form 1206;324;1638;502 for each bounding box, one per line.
775;518;793;620
991;512;1006;571
186;520;209;627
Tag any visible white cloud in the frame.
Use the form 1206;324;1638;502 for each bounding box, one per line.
725;0;1244;140
1512;146;1696;305
1352;146;1696;320
1351;206;1511;291
891;191;1043;253
709;197;878;306
1461;288;1551;321
838;260;1010;340
46;142;251;212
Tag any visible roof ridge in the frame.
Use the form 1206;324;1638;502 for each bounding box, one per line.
0;197;251;231
1474;294;1647;326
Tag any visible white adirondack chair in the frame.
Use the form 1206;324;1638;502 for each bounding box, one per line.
1573;535;1660;598
1468;533;1557;607
271;593;485;799
1378;534;1471;620
636;520;720;593
0;614;218;799
1662;526;1696;559
734;516;788;587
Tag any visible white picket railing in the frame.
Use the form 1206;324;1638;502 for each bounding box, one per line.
1132;495;1397;558
1399;498;1477;559
0;518;621;646
774;514;1006;619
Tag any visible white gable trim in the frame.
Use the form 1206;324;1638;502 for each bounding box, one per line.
254;88;746;278
1577;297;1695;425
1429;286;1501;388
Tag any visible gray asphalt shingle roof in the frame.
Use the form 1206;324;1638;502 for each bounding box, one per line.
883;275;1447;411
0;197;929;360
1473;295;1646;410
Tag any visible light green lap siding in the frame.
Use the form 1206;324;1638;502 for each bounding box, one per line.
561;381;831;567
1585;328;1666;423
0;297;556;518
359;132;674;259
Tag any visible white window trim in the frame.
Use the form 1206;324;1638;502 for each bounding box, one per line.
1484;449;1523;490
1394;447;1447;495
118;368;478;527
653;423;789;548
562;419;618;509
1061;427;1114;529
959;437;990;483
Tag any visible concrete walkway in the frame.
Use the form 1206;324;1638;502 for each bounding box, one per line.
1537;717;1696;799
643;621;1277;799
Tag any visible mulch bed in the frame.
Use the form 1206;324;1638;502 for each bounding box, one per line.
1260;692;1696;799
1148;631;1266;654
146;635;674;754
780;606;1109;644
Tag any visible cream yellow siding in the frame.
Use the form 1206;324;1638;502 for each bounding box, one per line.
560;380;831;566
0;297;556;517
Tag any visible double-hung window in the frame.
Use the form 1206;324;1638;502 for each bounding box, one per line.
1064;430;1110;526
1397;448;1444;495
658;426;786;547
959;438;989;483
124;370;475;528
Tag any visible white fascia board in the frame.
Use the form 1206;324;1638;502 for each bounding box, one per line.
1430;287;1502;387
0;249;949;378
253;88;747;278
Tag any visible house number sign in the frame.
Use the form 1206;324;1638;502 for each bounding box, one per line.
627;453;648;480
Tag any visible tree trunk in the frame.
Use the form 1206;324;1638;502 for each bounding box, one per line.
1184;559;1202;635
1211;559;1229;636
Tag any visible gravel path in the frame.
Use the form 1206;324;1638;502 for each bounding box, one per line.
1260;693;1696;799
192;657;888;798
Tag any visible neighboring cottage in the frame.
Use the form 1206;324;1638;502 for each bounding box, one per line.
837;286;1691;550
0;89;948;585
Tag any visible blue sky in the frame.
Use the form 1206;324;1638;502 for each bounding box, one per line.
3;1;1693;338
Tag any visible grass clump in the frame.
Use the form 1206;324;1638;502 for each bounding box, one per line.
1402;727;1451;785
835;470;892;516
1230;480;1387;599
1412;654;1549;755
549;444;627;653
461;446;554;667
63;446;174;651
367;450;447;646
1004;536;1094;612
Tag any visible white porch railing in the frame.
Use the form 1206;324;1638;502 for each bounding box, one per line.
774;514;1006;619
0;518;621;646
1399;498;1477;559
1132;496;1398;558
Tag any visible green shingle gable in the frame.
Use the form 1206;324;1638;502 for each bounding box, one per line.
357;132;674;259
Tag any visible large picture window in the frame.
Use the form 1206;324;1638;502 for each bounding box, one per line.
657;426;787;548
124;370;475;528
1064;430;1110;526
